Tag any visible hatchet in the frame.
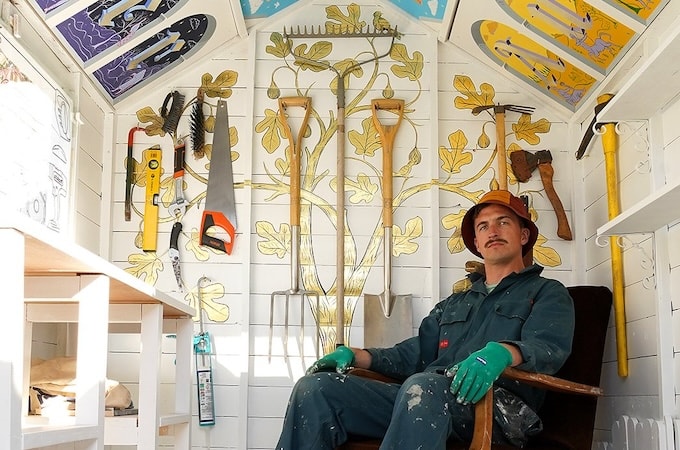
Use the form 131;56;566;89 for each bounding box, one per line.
510;150;573;240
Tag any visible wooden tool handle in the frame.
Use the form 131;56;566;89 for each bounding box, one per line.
371;99;405;228
598;93;627;378
495;109;507;190
278;97;312;227
537;162;573;240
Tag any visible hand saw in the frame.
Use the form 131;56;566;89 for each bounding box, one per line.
200;100;237;254
142;146;162;252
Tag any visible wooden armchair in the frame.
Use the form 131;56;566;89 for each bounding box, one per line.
337;286;612;450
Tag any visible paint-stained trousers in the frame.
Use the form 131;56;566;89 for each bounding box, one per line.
275;371;510;450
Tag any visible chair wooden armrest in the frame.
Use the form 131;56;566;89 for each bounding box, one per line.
346;367;400;384
469;367;603;450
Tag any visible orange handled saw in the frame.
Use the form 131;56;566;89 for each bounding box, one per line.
200;100;237;254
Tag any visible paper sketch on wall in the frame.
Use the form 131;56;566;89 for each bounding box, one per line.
0;40;72;233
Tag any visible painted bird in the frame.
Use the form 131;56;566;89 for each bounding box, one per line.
373;11;402;37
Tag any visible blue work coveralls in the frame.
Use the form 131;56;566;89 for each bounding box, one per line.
276;264;575;450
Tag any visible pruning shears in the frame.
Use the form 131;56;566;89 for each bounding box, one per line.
169;137;188;291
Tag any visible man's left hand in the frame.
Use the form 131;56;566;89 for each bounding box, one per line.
446;342;512;404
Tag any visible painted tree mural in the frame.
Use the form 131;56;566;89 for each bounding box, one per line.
124;3;561;355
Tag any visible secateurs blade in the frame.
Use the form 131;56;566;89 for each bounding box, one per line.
200;100;238;254
168;138;188;291
169;221;183;291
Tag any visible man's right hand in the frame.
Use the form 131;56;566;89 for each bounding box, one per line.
306;346;355;375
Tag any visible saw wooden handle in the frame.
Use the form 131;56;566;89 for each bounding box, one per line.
537;162;573;240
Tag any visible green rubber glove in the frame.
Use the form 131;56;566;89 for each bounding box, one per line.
306;345;355;375
446;342;512;404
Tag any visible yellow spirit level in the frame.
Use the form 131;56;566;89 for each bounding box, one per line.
142;146;162;252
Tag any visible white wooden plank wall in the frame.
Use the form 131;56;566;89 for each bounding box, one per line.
72;85;106;254
102;0;580;446
20;0;680;448
584;86;680;449
583;116;662;447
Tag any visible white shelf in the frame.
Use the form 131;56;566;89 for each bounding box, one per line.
23;423;100;449
599;14;680;122
103;413;191;445
1;213;195;450
160;413;192;427
597;179;680;235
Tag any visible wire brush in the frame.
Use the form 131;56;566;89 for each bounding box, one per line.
161;90;185;134
190;90;205;159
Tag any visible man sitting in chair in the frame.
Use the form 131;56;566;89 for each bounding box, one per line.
276;190;575;449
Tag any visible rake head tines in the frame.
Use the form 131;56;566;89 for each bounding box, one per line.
283;24;399;39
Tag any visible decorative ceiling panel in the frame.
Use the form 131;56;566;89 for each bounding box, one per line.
27;0;242;106
446;0;670;116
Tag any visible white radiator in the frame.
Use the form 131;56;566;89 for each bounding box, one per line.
607;415;675;450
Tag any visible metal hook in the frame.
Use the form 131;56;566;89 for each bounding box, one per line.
595;235;610;247
635;159;650;174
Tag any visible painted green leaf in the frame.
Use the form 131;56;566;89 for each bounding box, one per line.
346;173;378;204
390;44;423;81
393;217;422;256
136;107;164;137
188;228;211;262
326;3;365;31
330;58;364;93
201;70;237;98
124;252;163;285
265;32;290;59
442;210;466;254
439;130;472;174
512;115;551;145
255;109;282;153
349;117;381;157
293;42;332;72
533;235;561;267
453;75;495;112
192;281;230;322
256;221;290;258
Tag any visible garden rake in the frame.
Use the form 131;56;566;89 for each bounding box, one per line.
269;96;320;362
282;23;399;348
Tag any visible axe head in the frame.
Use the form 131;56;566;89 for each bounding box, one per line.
535;149;553;164
510;150;538;182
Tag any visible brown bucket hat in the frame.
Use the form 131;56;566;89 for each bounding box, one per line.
461;190;539;258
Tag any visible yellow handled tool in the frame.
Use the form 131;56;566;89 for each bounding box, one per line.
598;93;628;377
142;146;162;252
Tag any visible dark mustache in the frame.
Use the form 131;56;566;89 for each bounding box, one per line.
485;239;508;248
